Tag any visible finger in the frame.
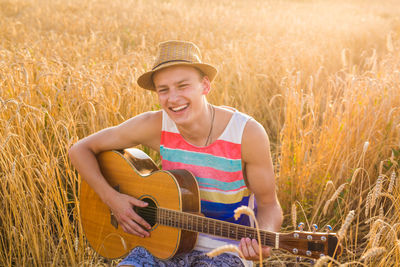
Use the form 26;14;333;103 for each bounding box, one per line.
246;238;257;258
131;212;152;230
121;222;144;237
240;238;249;258
118;208;151;232
128;201;152;230
130;197;148;207
251;239;260;254
262;246;271;257
122;217;150;237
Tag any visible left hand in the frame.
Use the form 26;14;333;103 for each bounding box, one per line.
239;237;271;261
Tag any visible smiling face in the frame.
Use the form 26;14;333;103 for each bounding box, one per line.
153;65;211;127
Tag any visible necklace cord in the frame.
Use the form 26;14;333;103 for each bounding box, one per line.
204;104;215;146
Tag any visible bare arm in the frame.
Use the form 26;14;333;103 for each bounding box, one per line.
68;111;162;237
239;119;283;260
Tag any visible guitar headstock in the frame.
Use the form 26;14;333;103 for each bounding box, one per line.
279;225;342;259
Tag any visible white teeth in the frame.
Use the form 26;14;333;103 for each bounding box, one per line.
171;104;188;112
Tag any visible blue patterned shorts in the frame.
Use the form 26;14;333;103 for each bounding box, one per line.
117;246;245;267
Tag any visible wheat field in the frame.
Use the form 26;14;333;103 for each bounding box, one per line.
0;0;399;266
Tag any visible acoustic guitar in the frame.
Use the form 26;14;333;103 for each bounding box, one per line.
80;148;341;260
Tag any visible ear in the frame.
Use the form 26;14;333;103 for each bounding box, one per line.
201;76;212;95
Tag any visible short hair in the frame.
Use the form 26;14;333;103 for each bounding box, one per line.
194;67;206;80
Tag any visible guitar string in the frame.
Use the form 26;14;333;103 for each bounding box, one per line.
132;206;279;244
135;206;274;236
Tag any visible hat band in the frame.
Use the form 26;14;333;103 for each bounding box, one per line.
152;59;192;70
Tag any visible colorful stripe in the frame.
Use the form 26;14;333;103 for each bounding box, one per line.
162;160;244;183
196;177;246;191
201;196;252;225
160;145;242;173
162;131;241;159
200;188;250;204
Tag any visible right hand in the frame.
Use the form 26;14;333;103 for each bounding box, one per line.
106;192;152;237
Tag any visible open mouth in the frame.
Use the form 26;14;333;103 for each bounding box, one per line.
169;104;189;112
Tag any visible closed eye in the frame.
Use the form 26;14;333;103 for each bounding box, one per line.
157;88;168;93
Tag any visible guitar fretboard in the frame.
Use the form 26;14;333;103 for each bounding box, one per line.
157;208;276;247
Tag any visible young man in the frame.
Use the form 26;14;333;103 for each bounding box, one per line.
69;40;283;266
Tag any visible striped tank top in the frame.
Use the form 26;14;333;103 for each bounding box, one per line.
160;107;255;251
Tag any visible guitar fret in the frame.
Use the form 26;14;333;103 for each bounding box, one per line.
212;220;216;235
215;221;220;236
199;216;202;232
263;231;267;246
163;209;166;226
234;224;236;240
224;223;229;239
221;222;227;238
181;212;184;229
249;228;255;239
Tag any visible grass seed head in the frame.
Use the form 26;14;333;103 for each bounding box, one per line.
206;244;246;266
388;171;396;193
360;247;386;261
338;210;355;240
234;206;256;221
291;202;297;229
365;190;373;217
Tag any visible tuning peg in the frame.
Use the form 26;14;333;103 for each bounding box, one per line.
324;225;332;233
298;222;305;231
312;224;318;233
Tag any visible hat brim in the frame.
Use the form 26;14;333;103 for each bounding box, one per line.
137;62;218;91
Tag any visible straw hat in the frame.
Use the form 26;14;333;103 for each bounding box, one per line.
137;40;218;90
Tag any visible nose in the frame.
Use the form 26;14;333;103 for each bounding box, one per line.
167;87;180;102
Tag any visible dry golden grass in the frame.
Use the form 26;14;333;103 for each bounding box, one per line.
1;0;399;266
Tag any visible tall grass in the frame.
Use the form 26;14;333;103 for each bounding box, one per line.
1;0;399;265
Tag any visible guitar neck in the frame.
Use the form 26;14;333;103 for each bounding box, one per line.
157;207;277;247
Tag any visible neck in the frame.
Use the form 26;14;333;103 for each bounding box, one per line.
176;101;214;146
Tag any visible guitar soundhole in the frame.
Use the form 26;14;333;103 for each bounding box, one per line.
134;197;157;228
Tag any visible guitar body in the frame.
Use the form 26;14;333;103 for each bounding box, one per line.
79;149;201;260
